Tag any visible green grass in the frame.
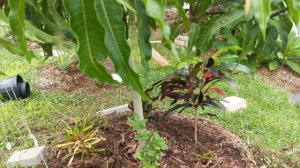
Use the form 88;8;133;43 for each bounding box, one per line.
0;41;299;167
0;49;131;164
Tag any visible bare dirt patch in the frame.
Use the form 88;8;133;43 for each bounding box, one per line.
37;60;115;93
41;112;261;168
257;66;300;93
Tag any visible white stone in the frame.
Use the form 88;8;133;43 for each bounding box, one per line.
220;96;247;113
98;104;130;116
6;146;46;168
289;93;300;104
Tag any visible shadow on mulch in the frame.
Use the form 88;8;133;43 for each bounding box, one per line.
42;112;262;168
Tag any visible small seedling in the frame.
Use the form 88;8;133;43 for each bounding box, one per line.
192;151;218;161
56;117;105;166
128;113;168;168
146;58;237;143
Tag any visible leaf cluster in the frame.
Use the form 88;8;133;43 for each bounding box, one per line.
56;117;105;166
128;113;168;168
146;58;237;118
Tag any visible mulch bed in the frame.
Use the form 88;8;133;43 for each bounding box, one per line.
42;112;261;168
37;60;115;93
257;66;300;94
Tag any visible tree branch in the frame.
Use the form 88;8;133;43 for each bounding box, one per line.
270;7;289;19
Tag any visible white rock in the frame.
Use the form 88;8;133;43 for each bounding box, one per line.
6;146;46;168
220;96;247;113
6;142;12;151
289;93;300;104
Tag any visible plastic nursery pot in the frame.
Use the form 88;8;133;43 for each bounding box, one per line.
0;75;31;101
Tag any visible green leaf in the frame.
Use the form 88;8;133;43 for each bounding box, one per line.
212;46;242;59
188;23;200;53
0;38;26;56
26;1;66;36
195;0;212;16
279;18;289;52
285;60;300;73
142;0;179;60
64;0;118;85
197;7;246;53
173;0;190;31
256;26;278;62
251;0;270;39
220;62;251;74
170;23;180;41
135;0;152;71
24;21;75;49
0;71;5;76
269;60;279;71
196;17;218;53
117;0;136;13
9;0;35;61
244;24;260;53
286;0;300;24
95;0;147;98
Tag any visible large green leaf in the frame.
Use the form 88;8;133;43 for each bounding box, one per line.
95;0;147;98
24;21;75;49
135;0;152;71
286;0;300;24
251;0;270;39
285;60;300;73
142;0;178;60
0;38;25;56
244;24;260;53
173;0;190;31
195;0;212;16
64;0;118;85
8;0;35;61
26;0;67;36
196;17;217;53
256;26;278;62
0;9;74;49
197;7;245;53
188;23;200;53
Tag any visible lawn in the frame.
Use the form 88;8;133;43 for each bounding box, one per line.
0;43;299;166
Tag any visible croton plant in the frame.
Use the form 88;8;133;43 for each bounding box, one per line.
146;58;237;142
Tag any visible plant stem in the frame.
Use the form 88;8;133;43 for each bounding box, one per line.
129;53;145;151
194;107;198;143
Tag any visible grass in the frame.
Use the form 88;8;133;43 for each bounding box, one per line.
0;41;299;167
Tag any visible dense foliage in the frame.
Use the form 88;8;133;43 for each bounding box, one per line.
169;0;300;73
0;0;299;95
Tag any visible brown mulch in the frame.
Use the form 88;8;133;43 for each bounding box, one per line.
42;112;261;168
37;60;115;92
257;66;300;94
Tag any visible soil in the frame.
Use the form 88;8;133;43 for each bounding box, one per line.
257;66;300;94
37;60;115;92
41;112;261;168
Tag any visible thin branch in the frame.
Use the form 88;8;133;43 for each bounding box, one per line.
270;7;289;18
204;11;225;15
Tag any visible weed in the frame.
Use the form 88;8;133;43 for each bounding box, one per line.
56;117;105;166
128;113;168;168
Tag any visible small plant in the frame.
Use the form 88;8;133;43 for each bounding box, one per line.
128;113;168;168
55;50;76;71
146;58;237;143
56;117;105;166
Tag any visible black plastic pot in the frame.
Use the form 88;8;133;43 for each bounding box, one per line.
0;75;31;100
